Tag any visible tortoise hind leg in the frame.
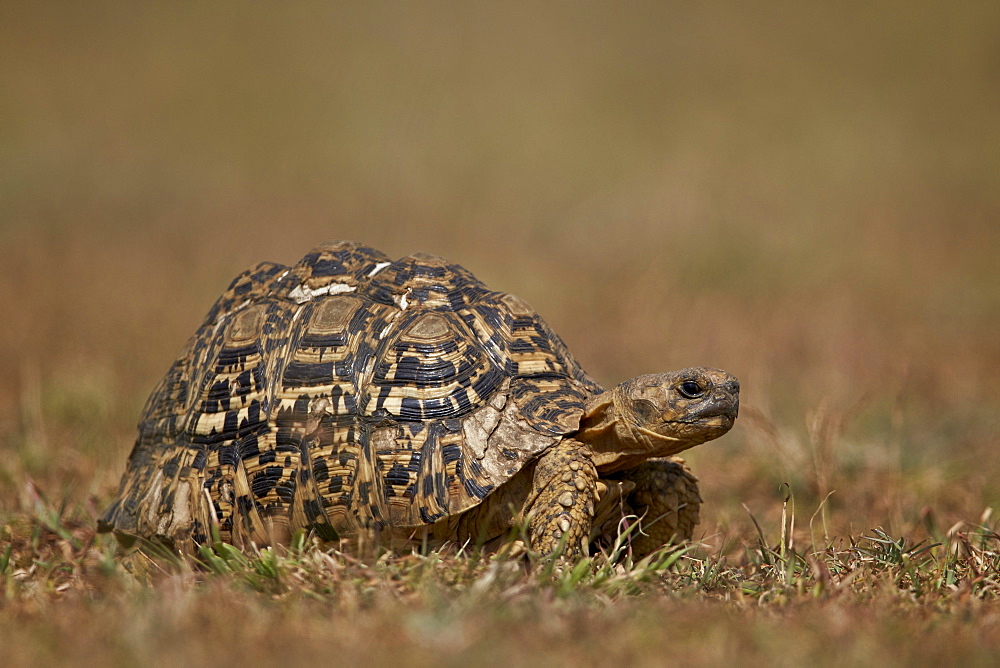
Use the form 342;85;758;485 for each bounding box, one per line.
524;438;599;557
597;457;702;559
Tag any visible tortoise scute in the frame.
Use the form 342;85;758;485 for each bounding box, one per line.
292;241;392;289
369;311;503;421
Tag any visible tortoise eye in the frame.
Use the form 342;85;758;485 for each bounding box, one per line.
678;380;705;399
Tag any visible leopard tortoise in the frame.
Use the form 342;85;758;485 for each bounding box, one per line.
100;241;739;558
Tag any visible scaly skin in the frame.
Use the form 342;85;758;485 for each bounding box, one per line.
617;458;702;557
568;367;737;558
525;439;599;557
461;369;737;558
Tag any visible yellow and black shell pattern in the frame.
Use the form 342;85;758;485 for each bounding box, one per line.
100;241;602;551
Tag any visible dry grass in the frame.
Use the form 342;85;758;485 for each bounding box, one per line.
7;493;1000;666
3;2;1000;665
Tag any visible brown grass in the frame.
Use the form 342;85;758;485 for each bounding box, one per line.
3;2;1000;665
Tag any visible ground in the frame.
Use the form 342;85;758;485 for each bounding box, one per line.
2;2;1000;665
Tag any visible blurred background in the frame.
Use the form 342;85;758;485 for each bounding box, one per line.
2;1;998;548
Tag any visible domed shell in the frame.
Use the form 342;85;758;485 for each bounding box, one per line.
101;241;603;550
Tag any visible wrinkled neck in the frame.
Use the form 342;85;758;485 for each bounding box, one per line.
574;389;650;473
575;387;696;474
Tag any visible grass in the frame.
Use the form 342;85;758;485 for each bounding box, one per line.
6;490;1000;666
3;1;1000;665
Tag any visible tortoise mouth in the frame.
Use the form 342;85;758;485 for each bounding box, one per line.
664;414;736;435
664;396;740;427
666;403;738;425
660;407;738;443
668;411;737;425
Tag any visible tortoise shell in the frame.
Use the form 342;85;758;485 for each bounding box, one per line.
101;241;603;550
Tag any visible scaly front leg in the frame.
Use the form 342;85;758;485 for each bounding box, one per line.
525;438;599;558
615;457;701;558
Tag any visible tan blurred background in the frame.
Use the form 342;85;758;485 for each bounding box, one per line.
2;1;999;545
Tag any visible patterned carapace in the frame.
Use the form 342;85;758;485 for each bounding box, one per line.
100;241;604;551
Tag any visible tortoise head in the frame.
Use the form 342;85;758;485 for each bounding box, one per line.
578;367;739;471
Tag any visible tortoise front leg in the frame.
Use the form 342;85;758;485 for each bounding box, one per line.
524;438;599;557
605;458;702;558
